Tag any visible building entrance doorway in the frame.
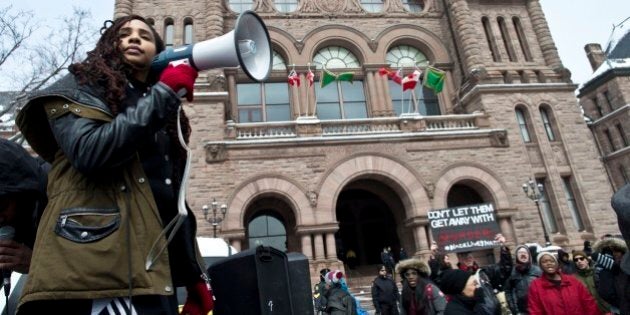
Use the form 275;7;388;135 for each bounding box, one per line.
335;188;400;267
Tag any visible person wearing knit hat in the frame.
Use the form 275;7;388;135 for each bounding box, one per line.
395;258;447;315
322;270;357;315
440;268;500;315
527;251;600;314
610;184;630;315
504;244;542;315
572;250;611;314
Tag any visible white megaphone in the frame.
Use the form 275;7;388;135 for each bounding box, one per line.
151;10;271;82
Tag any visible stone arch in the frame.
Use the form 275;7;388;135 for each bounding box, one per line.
267;26;300;64
374;24;451;64
300;25;372;64
223;175;314;231
317;154;430;222
433;163;512;210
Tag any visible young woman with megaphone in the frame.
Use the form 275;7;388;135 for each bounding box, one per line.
16;15;212;315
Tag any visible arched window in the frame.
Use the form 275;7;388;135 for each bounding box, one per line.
497;17;516;62
515;107;532;143
361;0;384;13
313;46;366;120
386;45;439;116
482;17;500;62
164;18;174;47
539;107;556;141
183;18;193;45
228;0;254;13
537;177;559;233
237;51;291;123
513;17;532;61
248;214;287;251
561;176;585;231
402;0;423;12
274;0;298;12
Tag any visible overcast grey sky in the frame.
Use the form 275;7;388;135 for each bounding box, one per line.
1;0;630;89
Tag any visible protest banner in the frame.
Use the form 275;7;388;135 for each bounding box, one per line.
428;203;500;252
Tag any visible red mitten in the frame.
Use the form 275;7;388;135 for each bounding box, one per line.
159;63;198;102
180;279;214;315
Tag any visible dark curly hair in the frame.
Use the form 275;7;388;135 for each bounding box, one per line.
68;15;191;188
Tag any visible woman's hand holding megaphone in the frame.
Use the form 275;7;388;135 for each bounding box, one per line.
159;63;198;102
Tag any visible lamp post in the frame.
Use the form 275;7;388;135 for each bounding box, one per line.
202;198;227;238
522;178;551;247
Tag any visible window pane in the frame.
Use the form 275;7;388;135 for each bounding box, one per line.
537;178;558;233
184;23;193;45
274;0;298;12
540;108;555;141
237;83;261;105
248;216;267;237
361;0;384;13
516;109;531;142
229;0;253;13
402;0;423;12
389;80;415;115
239;108;262;123
165;24;174;46
341;81;367;119
266;105;291;121
266;216;286;236
562;177;584;231
419;87;440;116
272;51;287;70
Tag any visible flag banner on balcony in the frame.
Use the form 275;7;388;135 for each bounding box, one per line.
288;69;300;87
401;70;422;91
378;67;402;85
423;66;445;93
320;69;354;88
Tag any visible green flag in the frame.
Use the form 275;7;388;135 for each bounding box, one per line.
423;66;445;93
320;69;354;88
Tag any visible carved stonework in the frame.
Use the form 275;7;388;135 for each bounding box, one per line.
298;0;320;13
317;0;345;13
345;0;366;13
425;182;435;199
205;143;227;163
207;73;227;92
306;191;318;207
368;39;379;52
253;0;277;13
294;40;305;54
490;130;509;147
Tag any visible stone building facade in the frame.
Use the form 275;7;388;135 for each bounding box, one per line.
114;0;619;278
579;38;630;192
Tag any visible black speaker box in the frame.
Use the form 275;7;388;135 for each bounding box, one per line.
286;252;314;315
208;246;294;314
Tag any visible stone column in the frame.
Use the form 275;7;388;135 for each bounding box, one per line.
114;0;133;18
526;0;562;69
301;234;313;259
230;239;242;252
414;225;429;253
314;233;325;260
325;233;338;260
499;217;515;243
445;0;484;72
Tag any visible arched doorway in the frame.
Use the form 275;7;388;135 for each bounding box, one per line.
244;196;298;252
335;179;403;268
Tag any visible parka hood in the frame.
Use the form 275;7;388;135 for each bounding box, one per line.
395;258;431;277
593;237;627;254
0;138;46;199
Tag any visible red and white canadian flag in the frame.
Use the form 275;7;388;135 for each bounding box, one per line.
306;69;314;86
401;70;422;91
288;70;300;87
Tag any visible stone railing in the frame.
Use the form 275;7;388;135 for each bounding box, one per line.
230;113;488;139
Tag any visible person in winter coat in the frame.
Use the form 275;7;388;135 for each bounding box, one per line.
572;250;610;314
324;270;358;315
396;258;447;315
610;184;630;315
440;269;500;315
557;249;576;275
0;138;49;274
430;252;453;289
371;265;400;315
527;252;600;315
504;244;542;315
15;15;211;315
591;236;628;314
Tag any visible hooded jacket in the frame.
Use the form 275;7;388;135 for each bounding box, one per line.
505;245;542;314
592;237;629;313
15;74;206;307
0;138;48;248
396;258;447;315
